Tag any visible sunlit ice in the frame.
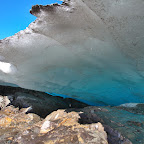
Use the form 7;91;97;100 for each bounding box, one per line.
0;61;12;73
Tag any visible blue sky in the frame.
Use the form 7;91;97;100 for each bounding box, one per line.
0;0;62;40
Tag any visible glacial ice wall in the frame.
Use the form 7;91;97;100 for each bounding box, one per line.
0;0;144;105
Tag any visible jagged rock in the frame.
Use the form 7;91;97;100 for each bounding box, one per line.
117;103;144;115
0;86;142;143
0;106;108;144
0;95;10;109
0;85;88;118
74;106;143;144
0;106;41;143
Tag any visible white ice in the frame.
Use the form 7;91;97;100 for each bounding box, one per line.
0;0;144;105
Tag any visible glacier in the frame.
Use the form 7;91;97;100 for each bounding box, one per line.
0;0;144;106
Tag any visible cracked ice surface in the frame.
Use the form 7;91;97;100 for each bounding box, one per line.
0;0;144;105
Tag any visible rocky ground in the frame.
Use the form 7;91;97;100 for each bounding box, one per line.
0;85;88;118
0;105;108;144
0;85;143;144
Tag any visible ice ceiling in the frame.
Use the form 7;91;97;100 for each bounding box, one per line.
0;0;144;105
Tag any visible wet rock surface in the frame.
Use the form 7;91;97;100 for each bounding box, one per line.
116;103;144;115
73;106;143;144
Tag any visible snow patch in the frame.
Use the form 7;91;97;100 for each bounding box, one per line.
120;103;140;108
0;61;16;74
0;61;12;73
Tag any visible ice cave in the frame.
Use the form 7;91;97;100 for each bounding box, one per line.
0;0;144;106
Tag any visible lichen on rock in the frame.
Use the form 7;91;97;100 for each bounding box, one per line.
0;106;108;144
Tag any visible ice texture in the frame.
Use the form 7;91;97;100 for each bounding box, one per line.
0;0;144;105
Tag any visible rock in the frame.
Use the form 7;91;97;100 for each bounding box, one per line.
0;85;88;118
0;105;41;144
117;103;144;115
0;106;108;144
0;86;141;143
0;95;10;109
127;121;143;127
38;110;108;144
74;106;143;144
